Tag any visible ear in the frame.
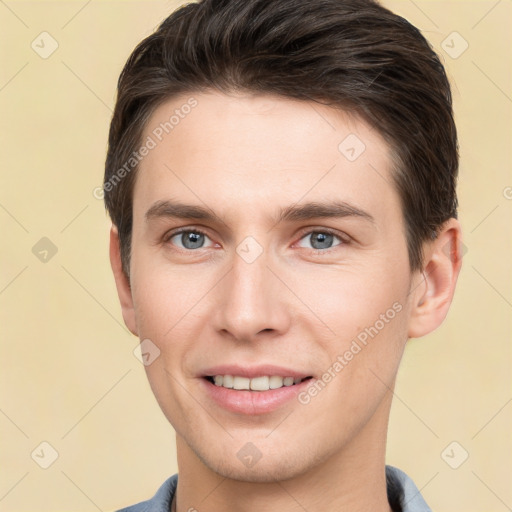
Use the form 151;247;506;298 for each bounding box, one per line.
408;218;463;339
109;225;138;336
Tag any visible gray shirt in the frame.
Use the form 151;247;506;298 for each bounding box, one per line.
116;465;431;512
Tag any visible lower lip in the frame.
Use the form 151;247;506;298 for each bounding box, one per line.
201;378;312;415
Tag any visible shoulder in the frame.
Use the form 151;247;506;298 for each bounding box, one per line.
115;474;178;512
386;465;431;512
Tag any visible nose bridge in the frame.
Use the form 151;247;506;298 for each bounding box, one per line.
215;239;288;340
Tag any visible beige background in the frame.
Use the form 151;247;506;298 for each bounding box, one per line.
0;1;510;510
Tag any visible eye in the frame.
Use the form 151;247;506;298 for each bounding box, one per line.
164;227;347;252
165;229;215;250
295;229;345;251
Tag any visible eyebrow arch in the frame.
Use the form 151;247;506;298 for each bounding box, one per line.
144;199;375;225
276;200;374;224
145;200;224;224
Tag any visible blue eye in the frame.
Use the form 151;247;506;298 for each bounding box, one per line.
167;229;213;250
296;230;343;251
165;228;345;252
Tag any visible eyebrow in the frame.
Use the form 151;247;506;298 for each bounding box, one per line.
144;199;375;226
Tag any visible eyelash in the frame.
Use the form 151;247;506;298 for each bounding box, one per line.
163;227;349;253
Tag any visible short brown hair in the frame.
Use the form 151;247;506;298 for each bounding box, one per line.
104;0;458;279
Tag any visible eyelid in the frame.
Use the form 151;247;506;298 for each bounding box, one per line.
163;226;209;240
295;226;349;240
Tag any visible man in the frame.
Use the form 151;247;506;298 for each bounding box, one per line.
104;0;463;510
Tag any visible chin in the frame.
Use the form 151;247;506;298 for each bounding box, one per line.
187;432;330;484
203;453;311;483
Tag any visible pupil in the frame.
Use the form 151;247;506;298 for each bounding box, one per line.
311;232;333;250
183;232;204;249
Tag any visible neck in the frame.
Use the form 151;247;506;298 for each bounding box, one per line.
173;394;394;512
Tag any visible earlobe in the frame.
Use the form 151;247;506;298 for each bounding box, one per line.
408;219;463;339
109;225;138;336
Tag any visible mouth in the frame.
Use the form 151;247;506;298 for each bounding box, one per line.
205;374;313;391
200;367;315;414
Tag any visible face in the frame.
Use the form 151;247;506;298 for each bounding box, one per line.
125;91;420;482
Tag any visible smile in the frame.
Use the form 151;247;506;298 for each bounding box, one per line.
207;375;311;391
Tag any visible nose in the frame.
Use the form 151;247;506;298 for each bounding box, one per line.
212;244;291;343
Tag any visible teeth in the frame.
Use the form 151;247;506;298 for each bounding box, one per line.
269;376;284;389
250;376;269;391
233;376;250;390
212;375;305;391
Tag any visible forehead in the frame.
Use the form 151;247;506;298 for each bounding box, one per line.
133;90;401;228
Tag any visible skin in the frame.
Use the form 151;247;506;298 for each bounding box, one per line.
110;90;462;512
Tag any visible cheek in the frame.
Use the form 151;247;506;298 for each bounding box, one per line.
295;262;409;340
129;253;218;382
130;249;200;336
302;299;409;429
298;260;411;401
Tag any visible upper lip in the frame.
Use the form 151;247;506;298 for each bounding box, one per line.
201;364;312;379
